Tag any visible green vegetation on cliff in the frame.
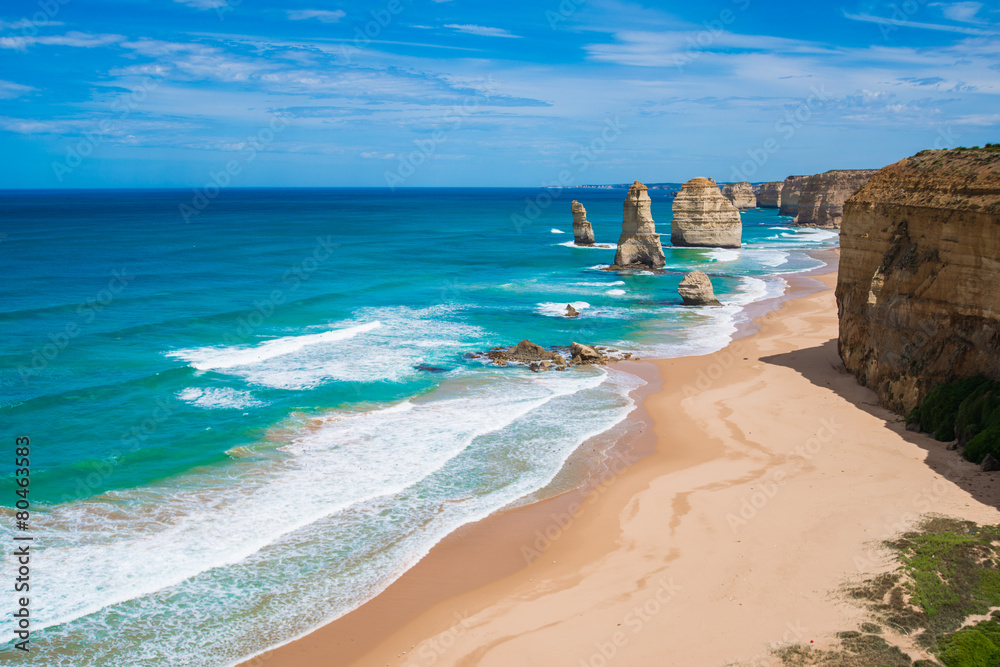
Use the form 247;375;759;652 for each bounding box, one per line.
906;377;1000;464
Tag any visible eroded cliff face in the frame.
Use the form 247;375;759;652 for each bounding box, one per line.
757;182;782;208
779;175;808;217
722;182;757;210
837;148;1000;413
794;169;877;228
671;177;742;248
613;181;666;268
571;200;595;245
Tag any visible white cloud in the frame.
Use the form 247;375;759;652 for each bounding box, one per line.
842;12;994;36
444;24;521;38
0;79;34;99
940;2;984;23
173;0;229;9
0;19;64;30
0;31;123;50
287;9;346;23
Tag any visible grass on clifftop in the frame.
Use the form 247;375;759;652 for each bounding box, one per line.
774;518;1000;666
907;377;1000;464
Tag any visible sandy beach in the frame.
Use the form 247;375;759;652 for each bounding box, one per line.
243;256;1000;667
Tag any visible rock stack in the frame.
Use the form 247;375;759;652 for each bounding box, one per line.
722;182;757;209
612;181;666;269
793;169;877;228
756;181;782;208
571;200;595;245
678;271;722;306
670;177;742;248
778;175;808;217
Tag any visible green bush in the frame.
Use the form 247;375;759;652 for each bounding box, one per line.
963;427;1000;465
910;378;1000;454
939;619;1000;667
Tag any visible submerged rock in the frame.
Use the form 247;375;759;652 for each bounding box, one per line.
612;181;666;269
671;177;742;248
571;201;595;246
678;271;722;306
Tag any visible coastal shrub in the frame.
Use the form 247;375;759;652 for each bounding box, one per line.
909;376;1000;445
938;617;1000;667
963;427;1000;465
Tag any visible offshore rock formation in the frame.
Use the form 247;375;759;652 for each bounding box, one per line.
794;169;877;228
722;182;757;210
671;177;742;248
837;147;1000;413
778;175;808;217
571;200;595;246
612;181;666;269
678;271;722;306
757;181;782;208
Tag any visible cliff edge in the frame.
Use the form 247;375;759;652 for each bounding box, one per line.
794;169;877;228
837;147;1000;413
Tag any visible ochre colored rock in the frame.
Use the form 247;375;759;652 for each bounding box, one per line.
793;169;877;228
671;177;742;248
612;181;666;269
837;148;1000;414
678;270;722;306
722;182;756;210
571;200;595;246
778;175;808;217
756;181;782;208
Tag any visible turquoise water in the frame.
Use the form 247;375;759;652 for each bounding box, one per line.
0;187;836;665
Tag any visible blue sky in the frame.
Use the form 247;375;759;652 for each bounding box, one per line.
0;0;997;188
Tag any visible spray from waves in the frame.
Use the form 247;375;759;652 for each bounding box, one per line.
558;241;615;249
570;281;625;287
607;289;626;296
536;301;591;317
707;248;740;262
166;307;485;390
177;387;265;410
168;322;382;371
550;228;565;234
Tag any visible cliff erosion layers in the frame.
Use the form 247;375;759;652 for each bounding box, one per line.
612;181;666;269
671;177;742;248
778;175;808;217
722;182;757;210
837;148;1000;413
756;181;782;209
571;200;595;245
794;169;877;228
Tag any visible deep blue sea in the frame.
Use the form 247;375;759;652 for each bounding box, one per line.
0;187;837;666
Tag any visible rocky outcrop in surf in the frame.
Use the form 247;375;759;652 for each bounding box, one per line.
571;200;595;246
678;271;722;306
612;181;666;269
670;177;742;248
472;339;636;370
722;182;756;210
837;147;1000;413
756;181;782;208
794;169;877;228
778;175;808;217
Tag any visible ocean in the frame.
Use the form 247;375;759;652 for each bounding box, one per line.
0;187;837;666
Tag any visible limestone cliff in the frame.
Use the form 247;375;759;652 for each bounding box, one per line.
612;181;666;269
671;177;742;248
794;169;877;228
837;148;1000;413
571;200;595;246
778;175;808;217
722;182;757;210
756;181;782;209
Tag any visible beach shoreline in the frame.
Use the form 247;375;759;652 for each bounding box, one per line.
240;249;913;667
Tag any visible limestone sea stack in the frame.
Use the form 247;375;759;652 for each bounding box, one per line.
612;181;666;269
778;175;808;217
837;147;1000;413
721;182;757;210
678;271;722;306
793;169;877;228
756;181;782;208
670;177;742;248
571;200;595;245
